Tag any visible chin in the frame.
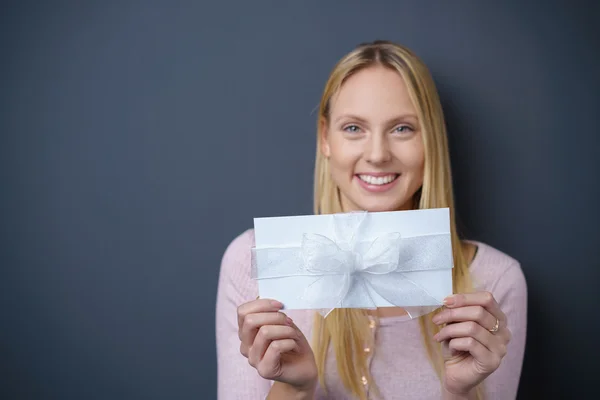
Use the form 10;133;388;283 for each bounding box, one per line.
355;198;410;213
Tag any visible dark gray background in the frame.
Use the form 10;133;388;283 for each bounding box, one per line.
2;1;599;399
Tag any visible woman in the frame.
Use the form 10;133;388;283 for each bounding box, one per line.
216;40;527;399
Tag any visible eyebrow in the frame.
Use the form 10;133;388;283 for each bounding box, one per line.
334;113;418;125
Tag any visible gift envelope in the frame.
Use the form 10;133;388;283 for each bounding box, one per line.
251;208;453;313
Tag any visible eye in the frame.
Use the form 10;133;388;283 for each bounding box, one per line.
343;124;362;133
393;125;414;134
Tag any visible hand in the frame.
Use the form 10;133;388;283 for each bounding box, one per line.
432;292;511;397
237;298;317;394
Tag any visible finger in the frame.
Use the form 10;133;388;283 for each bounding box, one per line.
237;299;283;329
434;321;497;353
248;325;298;367
443;292;506;326
256;339;298;379
448;337;502;373
432;305;498;332
239;314;291;359
240;311;291;345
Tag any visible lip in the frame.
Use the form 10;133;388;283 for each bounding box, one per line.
355;172;398;177
354;173;400;193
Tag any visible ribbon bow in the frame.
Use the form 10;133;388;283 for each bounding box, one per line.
299;212;404;310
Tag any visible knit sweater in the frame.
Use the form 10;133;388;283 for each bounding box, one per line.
216;229;527;399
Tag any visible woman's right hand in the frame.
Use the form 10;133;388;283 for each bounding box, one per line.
237;298;318;394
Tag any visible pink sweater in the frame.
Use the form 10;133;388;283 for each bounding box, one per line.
216;229;527;399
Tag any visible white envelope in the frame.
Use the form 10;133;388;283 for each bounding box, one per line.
252;208;453;311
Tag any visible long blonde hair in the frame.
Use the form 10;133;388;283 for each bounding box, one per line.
311;40;483;399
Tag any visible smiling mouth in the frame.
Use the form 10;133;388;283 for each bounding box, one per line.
357;174;400;186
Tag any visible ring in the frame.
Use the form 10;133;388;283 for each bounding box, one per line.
489;318;500;333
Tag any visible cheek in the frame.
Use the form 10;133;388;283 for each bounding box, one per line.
397;140;425;172
329;137;362;169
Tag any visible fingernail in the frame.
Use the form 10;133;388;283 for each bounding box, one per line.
433;333;440;342
432;315;441;324
286;317;293;326
443;296;455;306
270;300;283;308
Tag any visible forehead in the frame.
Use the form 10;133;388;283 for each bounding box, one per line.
329;65;417;118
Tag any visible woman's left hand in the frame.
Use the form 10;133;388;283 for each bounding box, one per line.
432;291;511;398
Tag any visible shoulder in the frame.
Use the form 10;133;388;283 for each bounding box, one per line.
222;228;255;261
467;241;527;301
469;241;521;273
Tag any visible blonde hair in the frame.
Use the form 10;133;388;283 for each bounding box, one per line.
311;40;483;399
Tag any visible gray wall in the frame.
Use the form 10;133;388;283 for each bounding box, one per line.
2;1;599;399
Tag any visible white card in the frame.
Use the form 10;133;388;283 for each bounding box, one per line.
252;208;453;310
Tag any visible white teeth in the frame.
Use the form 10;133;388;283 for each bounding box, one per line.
358;174;397;185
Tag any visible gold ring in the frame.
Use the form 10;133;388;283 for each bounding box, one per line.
489;318;500;333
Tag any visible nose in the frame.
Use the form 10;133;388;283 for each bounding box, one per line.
364;134;392;165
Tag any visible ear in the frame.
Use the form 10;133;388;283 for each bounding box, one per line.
319;117;331;158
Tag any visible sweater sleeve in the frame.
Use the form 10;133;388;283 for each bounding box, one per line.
482;259;528;400
215;229;271;399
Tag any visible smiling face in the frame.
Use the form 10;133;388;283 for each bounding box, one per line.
320;65;425;213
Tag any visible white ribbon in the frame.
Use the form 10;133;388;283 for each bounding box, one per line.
251;211;452;318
